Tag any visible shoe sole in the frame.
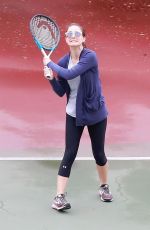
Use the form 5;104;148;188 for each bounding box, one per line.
100;196;113;202
52;203;71;211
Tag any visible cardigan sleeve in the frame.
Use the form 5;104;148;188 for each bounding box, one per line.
47;51;98;80
48;57;69;97
49;77;67;97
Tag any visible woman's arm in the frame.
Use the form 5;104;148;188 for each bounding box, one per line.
49;77;67;97
43;66;67;97
47;51;98;80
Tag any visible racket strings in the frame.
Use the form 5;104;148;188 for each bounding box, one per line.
30;16;59;50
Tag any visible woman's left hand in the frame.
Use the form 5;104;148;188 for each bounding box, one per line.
43;66;54;80
43;56;51;66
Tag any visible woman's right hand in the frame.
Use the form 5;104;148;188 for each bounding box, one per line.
43;66;54;80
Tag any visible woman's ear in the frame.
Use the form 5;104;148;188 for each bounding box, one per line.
83;37;86;43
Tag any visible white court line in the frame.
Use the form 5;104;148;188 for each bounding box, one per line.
0;157;150;160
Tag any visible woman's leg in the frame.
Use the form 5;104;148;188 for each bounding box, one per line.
96;162;108;185
56;114;84;195
56;176;69;195
52;115;84;210
88;118;113;201
88;118;108;183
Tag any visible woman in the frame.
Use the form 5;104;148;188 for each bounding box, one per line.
43;23;113;211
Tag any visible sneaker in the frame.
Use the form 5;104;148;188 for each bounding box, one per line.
99;184;113;202
51;194;71;211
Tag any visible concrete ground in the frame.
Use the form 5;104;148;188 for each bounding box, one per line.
0;160;150;230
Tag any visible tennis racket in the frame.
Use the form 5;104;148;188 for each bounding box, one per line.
29;14;60;57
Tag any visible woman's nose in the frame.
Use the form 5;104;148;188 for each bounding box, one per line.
71;32;75;38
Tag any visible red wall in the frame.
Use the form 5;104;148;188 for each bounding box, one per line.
0;0;150;151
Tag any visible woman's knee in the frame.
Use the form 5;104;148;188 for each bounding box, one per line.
94;153;107;166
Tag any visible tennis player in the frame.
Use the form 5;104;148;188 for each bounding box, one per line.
43;23;113;211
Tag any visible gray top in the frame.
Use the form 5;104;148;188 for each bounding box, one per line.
66;58;80;117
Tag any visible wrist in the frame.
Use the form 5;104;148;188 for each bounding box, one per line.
47;59;52;65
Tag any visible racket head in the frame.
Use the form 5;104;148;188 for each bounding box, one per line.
29;14;60;51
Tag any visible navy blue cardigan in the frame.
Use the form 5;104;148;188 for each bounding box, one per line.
48;48;108;126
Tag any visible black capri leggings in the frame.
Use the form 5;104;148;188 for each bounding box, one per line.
58;114;107;177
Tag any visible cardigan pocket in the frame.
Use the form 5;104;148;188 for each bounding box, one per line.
85;95;103;112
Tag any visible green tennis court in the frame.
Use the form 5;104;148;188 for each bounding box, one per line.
0;160;150;230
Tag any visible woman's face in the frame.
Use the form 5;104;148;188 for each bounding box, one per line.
65;25;86;48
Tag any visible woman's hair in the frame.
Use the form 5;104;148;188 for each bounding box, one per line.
66;23;86;48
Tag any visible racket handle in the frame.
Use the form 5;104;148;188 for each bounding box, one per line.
41;48;47;57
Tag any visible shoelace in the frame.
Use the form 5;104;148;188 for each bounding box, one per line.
55;194;67;204
102;185;110;194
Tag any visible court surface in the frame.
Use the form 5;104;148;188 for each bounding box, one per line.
0;160;150;230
